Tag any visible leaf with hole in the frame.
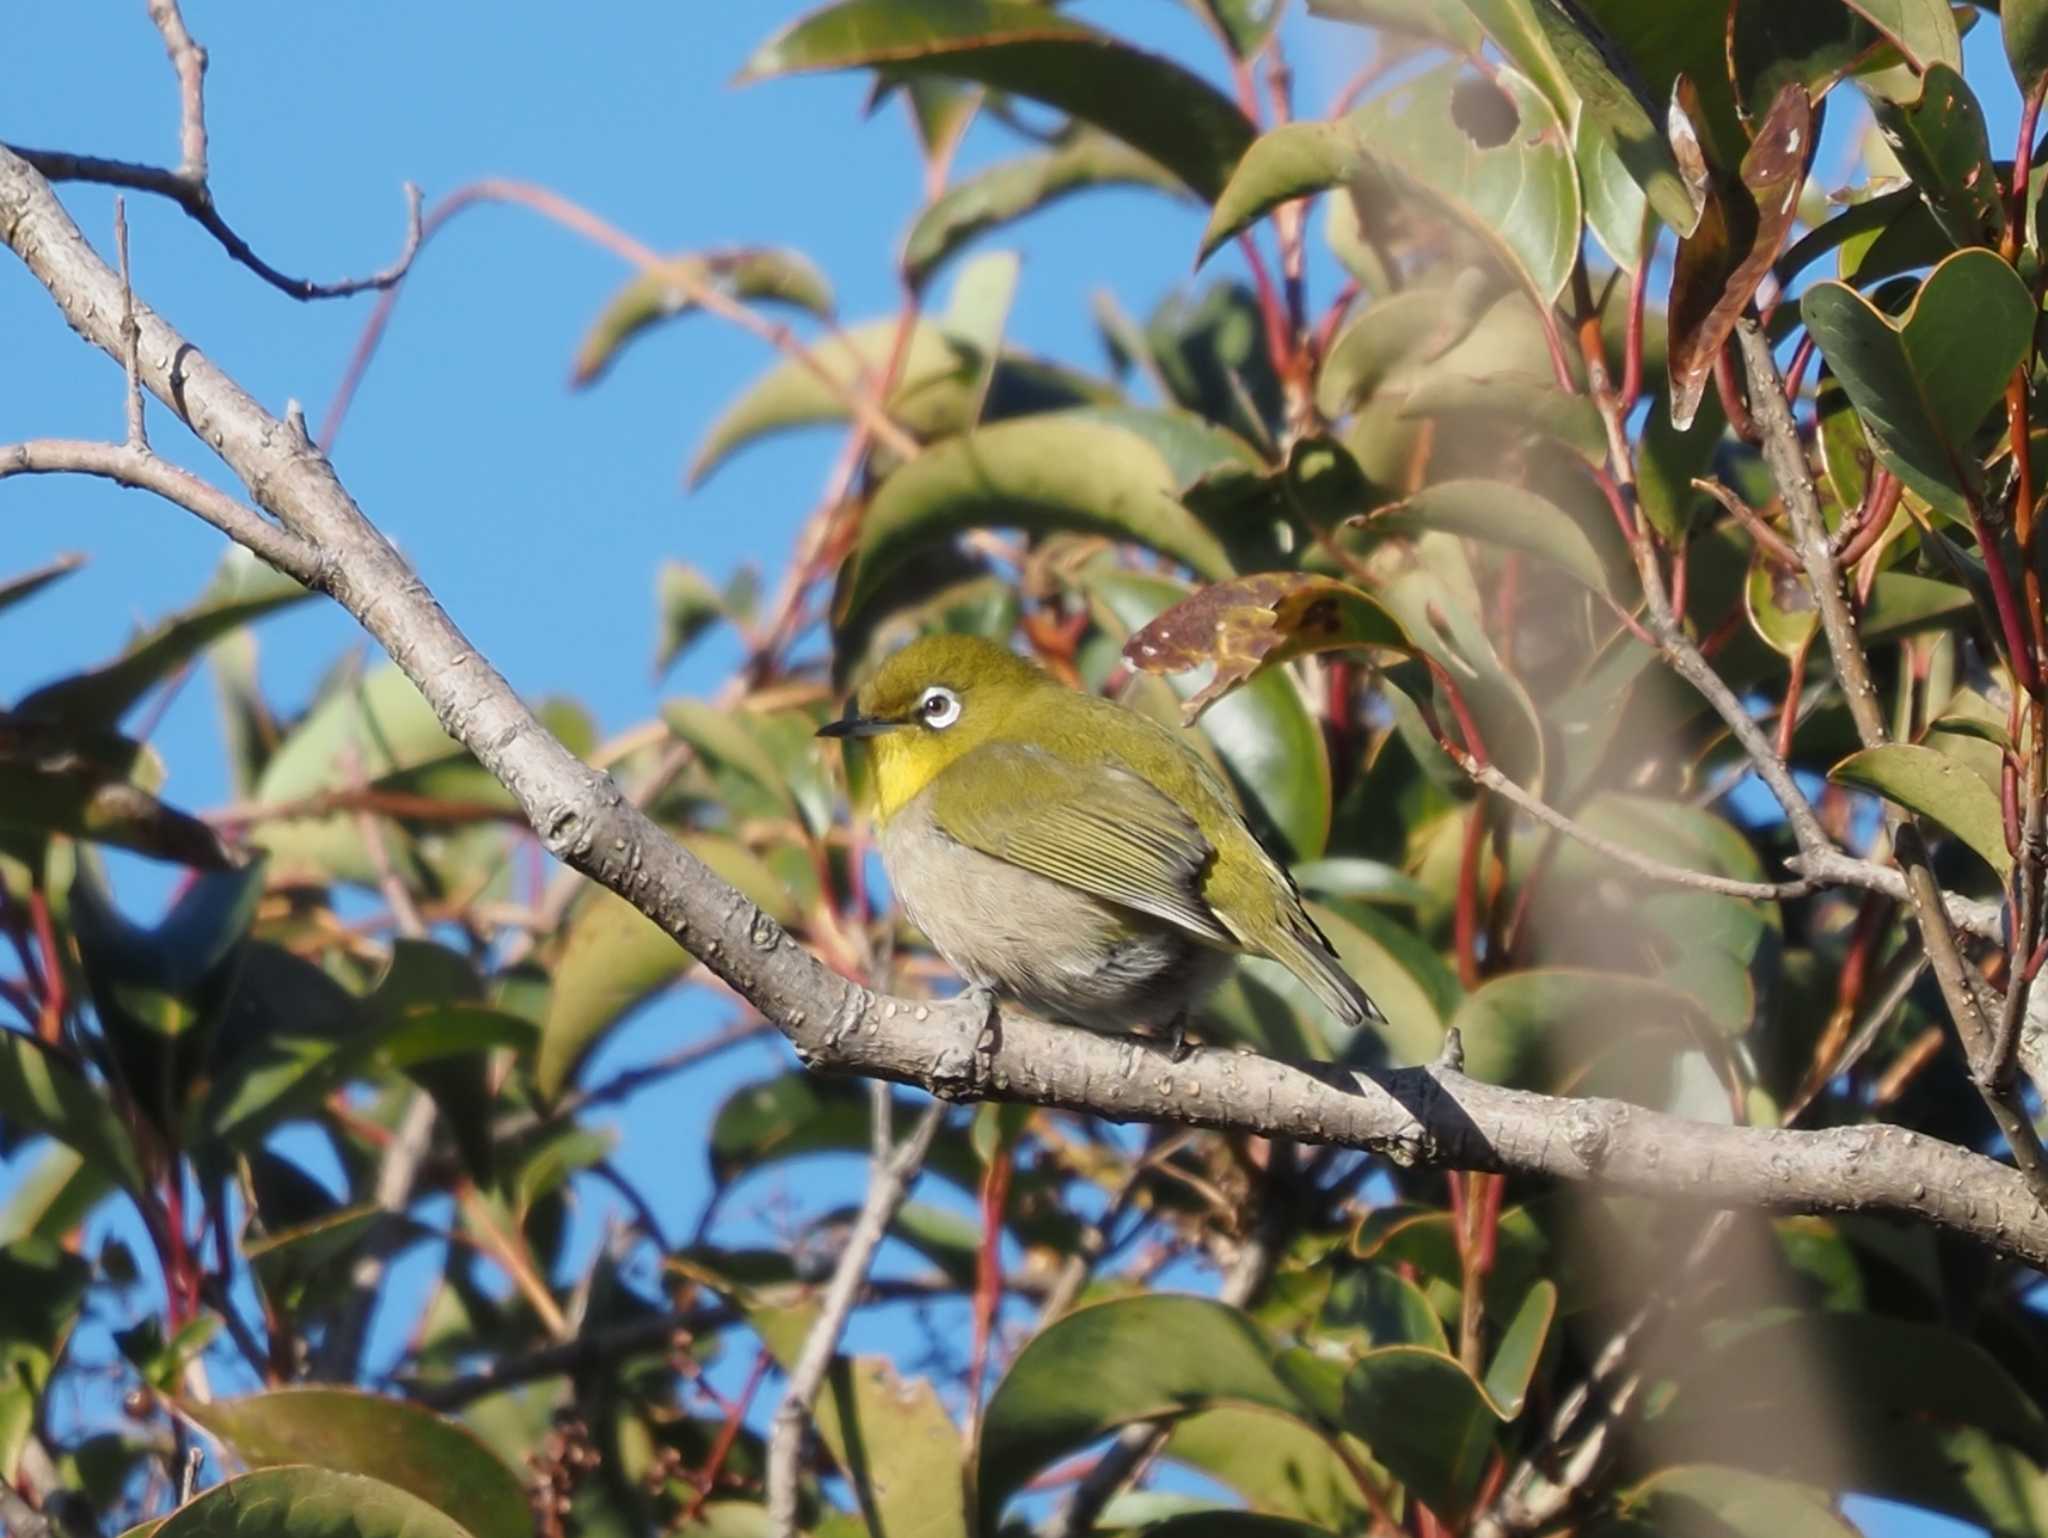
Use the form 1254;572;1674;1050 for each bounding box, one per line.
1830;742;2011;876
1802;248;2036;518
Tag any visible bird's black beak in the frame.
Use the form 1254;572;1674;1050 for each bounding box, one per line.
816;712;906;740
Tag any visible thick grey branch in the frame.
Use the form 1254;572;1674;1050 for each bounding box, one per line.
6;145;2048;1271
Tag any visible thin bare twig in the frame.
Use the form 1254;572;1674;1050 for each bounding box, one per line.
765;1091;945;1538
1460;754;1818;902
1692;475;1798;568
114;197;147;448
0;438;320;577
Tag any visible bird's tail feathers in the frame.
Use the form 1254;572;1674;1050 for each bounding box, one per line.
1275;917;1384;1028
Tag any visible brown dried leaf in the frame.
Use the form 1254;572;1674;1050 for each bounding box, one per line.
1123;573;1410;722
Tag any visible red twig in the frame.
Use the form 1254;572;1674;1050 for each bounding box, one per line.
1619;256;1649;416
966;1149;1013;1433
26;889;65;1045
685;1348;772;1516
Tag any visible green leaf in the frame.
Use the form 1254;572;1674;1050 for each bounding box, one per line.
2006;0;2048;91
0;713;241;869
655;560;732;679
1397;373;1606;464
1667;83;1813;430
1341;1347;1498;1520
1252;900;1458;1065
1613;1467;1859;1538
151;1466;481;1538
1527;0;1700;234
1163;1407;1374;1531
569;248;833;387
1577;111;1651;271
1314;275;1497;419
1481;1279;1557;1418
662;699;795;818
708;1075;883;1188
1452;968;1711;1094
1802;251;2034;518
1371;479;1612;595
1745;550;1819;658
0;1032;142;1193
1091;570;1342;860
743;1;1253;200
16;556;309;729
836;1358;970;1538
1849;0;1963;99
976;1295;1307;1530
1310;0;1482;51
1133;1517;1339;1538
903;127;1186;289
1830;742;2012;876
0;552;83;619
536;890;687;1099
1204;63;1580;304
840;413;1235;627
1874;63;2003;250
1862;570;1973;640
183;1390;529;1538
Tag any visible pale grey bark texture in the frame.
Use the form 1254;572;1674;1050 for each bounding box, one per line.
6;143;2048;1272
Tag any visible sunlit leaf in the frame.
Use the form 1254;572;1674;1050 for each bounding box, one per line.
1366;480;1612;595
1745;549;1819;658
1802;248;2035;518
150;1466;480;1538
1667;83;1813;430
903;127;1186;289
536;890;687;1099
976;1296;1307;1529
184;1390;530;1538
569;247;833;387
743;1;1253;199
1830;742;2012;876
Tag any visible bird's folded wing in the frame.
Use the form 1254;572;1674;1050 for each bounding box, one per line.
928;743;1235;946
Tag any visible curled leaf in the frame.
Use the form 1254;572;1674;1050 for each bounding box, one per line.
1123;573;1410;722
570;248;833;387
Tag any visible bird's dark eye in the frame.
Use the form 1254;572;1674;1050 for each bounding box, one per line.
918;686;961;729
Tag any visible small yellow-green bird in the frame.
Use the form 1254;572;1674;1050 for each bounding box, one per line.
818;634;1380;1051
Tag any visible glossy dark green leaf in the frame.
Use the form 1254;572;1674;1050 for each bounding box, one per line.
904;127;1185;289
569;247;833;387
1727;0;1878;123
1803;252;2034;518
1874;64;2003;250
743;1;1254;199
840;413;1235;626
1370;479;1612;595
1667;84;1813;430
1830;742;2012;876
708;1074;881;1187
0;552;83;619
0;714;240;869
1161;1405;1371;1531
184;1390;529;1538
1341;1347;1498;1520
976;1296;1306;1529
1527;0;1699;234
16;557;308;729
151;1467;481;1538
1204;63;1579;303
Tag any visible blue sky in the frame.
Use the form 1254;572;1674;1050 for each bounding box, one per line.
0;5;2025;1535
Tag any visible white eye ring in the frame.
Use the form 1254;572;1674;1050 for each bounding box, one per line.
917;686;962;730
